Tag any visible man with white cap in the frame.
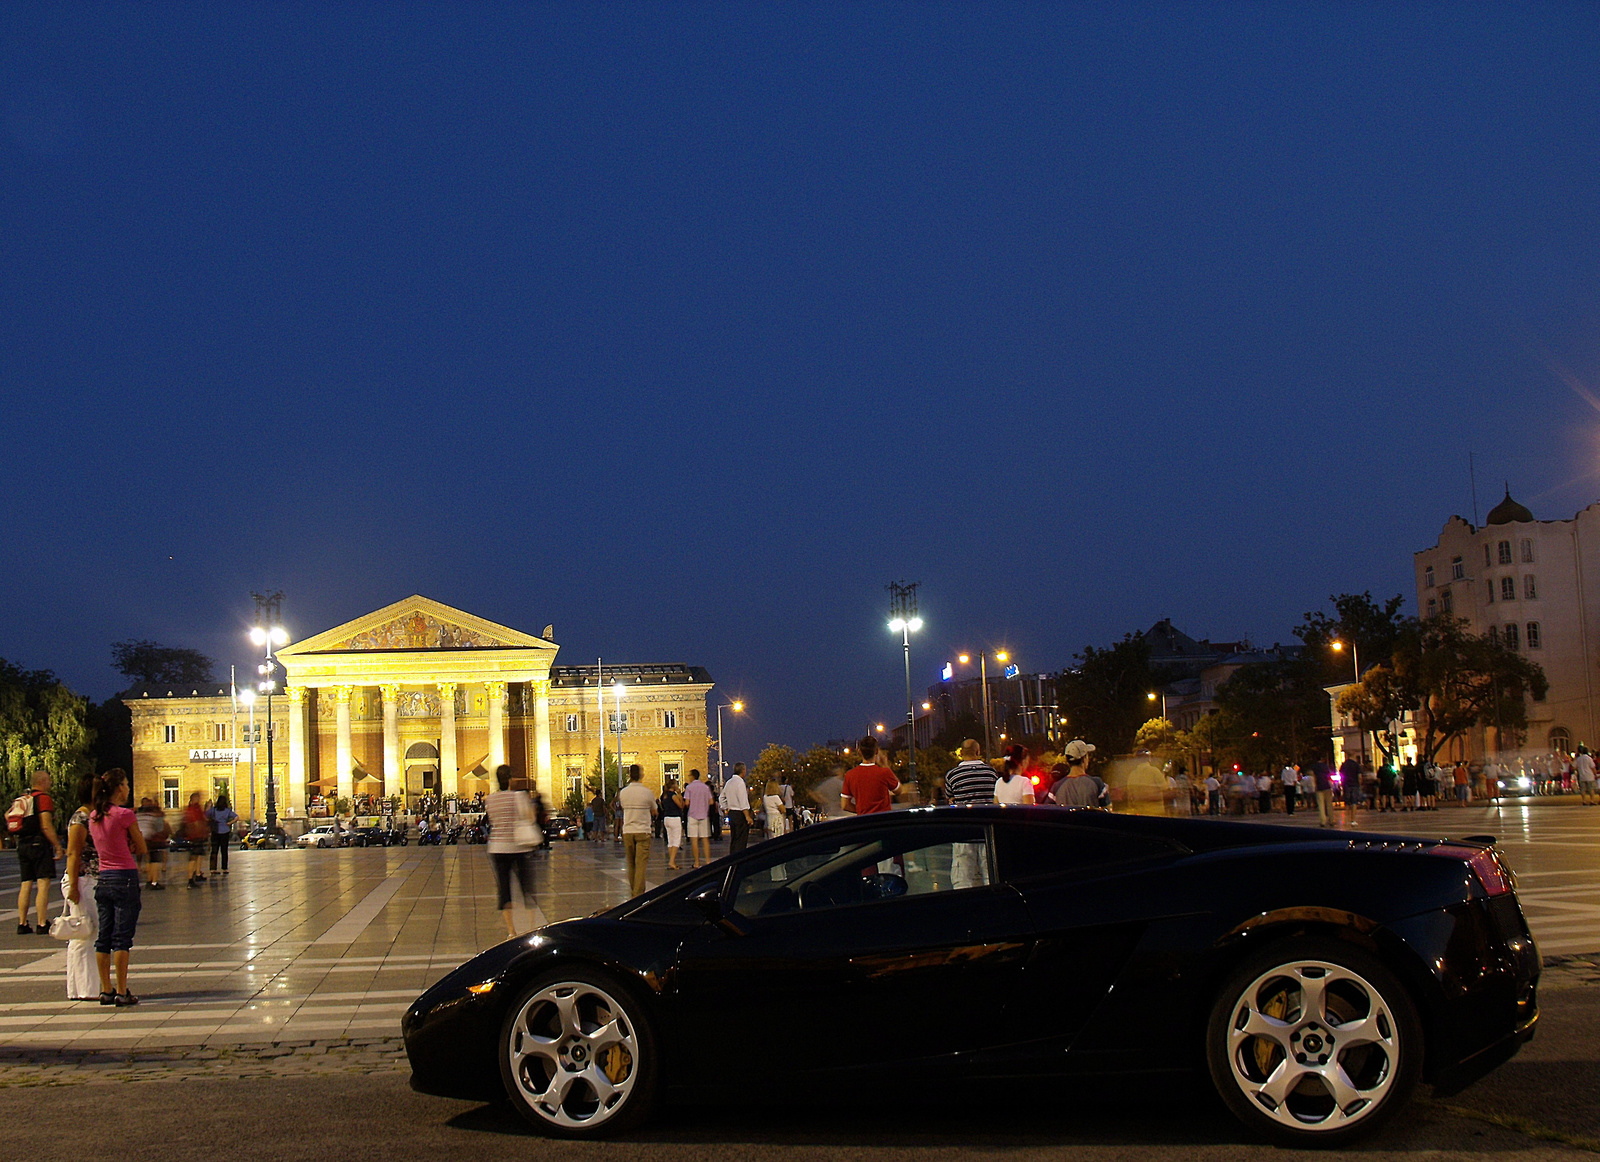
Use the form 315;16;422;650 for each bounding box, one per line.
1050;740;1105;808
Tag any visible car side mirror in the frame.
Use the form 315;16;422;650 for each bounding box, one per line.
689;882;745;936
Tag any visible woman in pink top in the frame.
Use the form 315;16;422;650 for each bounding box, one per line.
73;769;147;1006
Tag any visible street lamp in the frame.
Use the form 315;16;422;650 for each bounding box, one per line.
887;581;922;791
1147;690;1168;720
716;699;744;785
1330;639;1367;763
953;650;1008;757
250;592;289;838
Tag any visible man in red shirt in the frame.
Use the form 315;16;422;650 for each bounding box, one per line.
841;737;899;815
14;770;62;935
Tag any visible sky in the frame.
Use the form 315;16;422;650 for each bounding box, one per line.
2;4;1599;759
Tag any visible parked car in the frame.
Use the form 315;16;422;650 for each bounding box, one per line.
297;824;340;849
404;806;1539;1145
546;815;581;842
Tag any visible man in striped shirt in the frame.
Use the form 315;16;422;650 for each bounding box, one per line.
944;740;997;805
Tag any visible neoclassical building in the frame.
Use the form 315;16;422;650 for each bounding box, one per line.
126;596;714;819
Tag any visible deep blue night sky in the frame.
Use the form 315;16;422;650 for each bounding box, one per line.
3;5;1598;758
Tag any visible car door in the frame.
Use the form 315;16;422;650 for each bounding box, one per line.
977;818;1189;1075
666;820;1033;1077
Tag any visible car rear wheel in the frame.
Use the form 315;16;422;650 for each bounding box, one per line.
498;968;656;1137
1206;936;1421;1146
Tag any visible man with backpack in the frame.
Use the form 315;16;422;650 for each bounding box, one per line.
10;770;63;935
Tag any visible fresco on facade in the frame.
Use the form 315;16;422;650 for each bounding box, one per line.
333;612;503;650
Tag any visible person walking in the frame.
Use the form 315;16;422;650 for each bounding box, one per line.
76;769;147;1006
1453;761;1471;805
683;769;714;868
181;792;208;887
1279;763;1299;816
945;740;997;806
841;737;899;815
1378;763;1399;812
660;778;686;870
11;769;62;935
1578;746;1597;806
135;798;169;889
1204;771;1221;815
206;794;237;877
1257;772;1275;814
723;762;753;853
485;765;539;938
780;778;795;830
62;773;100;999
618;765;657;897
1312;761;1335;827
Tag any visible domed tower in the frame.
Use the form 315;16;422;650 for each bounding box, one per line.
1486;486;1534;526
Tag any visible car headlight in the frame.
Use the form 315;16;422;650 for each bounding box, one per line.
1497;780;1506;788
1517;777;1531;789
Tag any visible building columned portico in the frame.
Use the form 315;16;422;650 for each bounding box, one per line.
272;596;559;809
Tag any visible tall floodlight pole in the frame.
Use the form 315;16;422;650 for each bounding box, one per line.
1331;639;1365;762
716;700;745;785
596;659;606;802
229;665;239;809
251;591;288;839
887;582;922;792
614;681;627;798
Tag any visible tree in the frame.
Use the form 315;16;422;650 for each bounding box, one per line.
1334;664;1412;765
752;744;803;791
588;751;622;799
0;658;96;814
1214;656;1332;768
110;639;216;690
1380;616;1546;764
1295;592;1409;683
1056;633;1167;756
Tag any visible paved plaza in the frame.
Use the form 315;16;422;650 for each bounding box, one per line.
2;806;1600;1157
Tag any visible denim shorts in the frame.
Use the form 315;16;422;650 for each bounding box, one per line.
94;870;142;954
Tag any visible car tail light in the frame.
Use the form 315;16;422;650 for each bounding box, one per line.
1428;844;1512;896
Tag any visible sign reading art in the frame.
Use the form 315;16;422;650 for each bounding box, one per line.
190;748;254;763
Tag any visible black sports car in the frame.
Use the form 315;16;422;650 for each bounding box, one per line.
402;806;1538;1145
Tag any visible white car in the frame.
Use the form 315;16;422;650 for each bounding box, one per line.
298;824;340;848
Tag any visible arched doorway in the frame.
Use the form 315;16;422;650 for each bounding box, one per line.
1549;727;1572;755
405;741;440;803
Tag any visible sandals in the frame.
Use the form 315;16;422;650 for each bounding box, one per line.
98;991;117;1006
114;991;139;1007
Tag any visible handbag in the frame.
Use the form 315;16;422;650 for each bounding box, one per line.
512;793;542;848
51;894;97;942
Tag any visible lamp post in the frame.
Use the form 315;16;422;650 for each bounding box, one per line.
250;591;289;839
887;582;923;791
1330;639;1366;763
717;700;744;785
955;650;1007;757
1147;690;1168;721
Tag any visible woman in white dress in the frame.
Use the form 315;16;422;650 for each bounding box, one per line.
763;779;787;838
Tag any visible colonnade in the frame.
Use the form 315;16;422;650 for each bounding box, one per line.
282;676;552;810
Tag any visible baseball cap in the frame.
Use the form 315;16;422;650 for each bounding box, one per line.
1063;739;1096;760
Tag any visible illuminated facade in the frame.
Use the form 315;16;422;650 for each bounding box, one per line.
126;595;713;819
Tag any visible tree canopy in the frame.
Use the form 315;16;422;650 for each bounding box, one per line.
1056;632;1167;756
111;639;216;690
0;657;96;810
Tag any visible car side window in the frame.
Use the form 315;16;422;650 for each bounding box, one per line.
996;822;1181;883
729;825;991;919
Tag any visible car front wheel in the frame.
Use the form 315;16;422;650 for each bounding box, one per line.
1206;935;1422;1146
498;968;655;1137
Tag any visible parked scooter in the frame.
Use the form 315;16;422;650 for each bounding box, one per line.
443;821;464;845
464;819;488;845
386;821;409;846
418;823;443;846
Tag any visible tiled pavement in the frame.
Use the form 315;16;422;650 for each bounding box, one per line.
0;833;707;1054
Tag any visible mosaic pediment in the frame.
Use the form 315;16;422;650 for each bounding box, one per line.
333;612;505;650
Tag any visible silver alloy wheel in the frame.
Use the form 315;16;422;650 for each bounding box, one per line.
1226;958;1399;1133
506;980;640;1130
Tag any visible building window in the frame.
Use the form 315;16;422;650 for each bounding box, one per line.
1528;621;1542;649
163;724;177;744
1487;625;1499;644
213;722;228;742
1525;575;1537;600
1423;565;1434;588
663;710;677;729
1451;556;1464;581
1441;588;1454;614
1498;540;1513;565
1505;622;1519;650
1550;727;1571;753
1426;597;1437;618
566;713;579;732
1522;538;1535;563
609;712;629;733
662;759;682;783
1486;580;1495;603
1501;576;1516;601
162;777;180;809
